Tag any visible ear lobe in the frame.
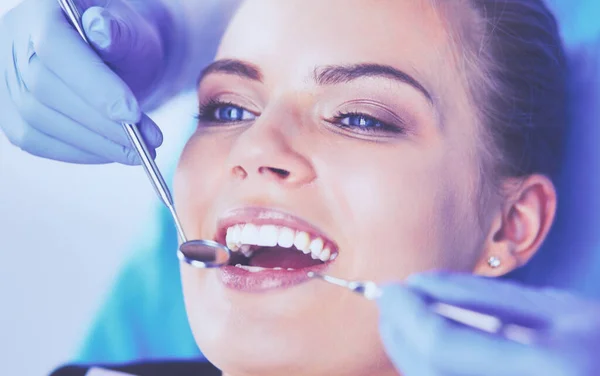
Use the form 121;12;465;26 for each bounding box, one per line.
474;214;517;276
475;175;557;277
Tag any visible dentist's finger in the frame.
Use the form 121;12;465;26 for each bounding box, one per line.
18;51;133;148
377;285;572;376
82;4;164;97
19;95;143;165
406;273;559;319
32;1;140;123
27;54;163;149
14;45;163;158
1;108;109;164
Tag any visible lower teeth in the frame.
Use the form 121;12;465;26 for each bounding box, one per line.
234;264;296;272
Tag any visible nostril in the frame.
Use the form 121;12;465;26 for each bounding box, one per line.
232;165;248;178
270;167;290;178
259;166;291;179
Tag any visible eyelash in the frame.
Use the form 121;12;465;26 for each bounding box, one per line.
195;99;404;135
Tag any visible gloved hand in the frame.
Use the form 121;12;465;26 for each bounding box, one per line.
377;273;600;376
0;0;171;164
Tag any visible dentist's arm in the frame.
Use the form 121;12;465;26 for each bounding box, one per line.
0;0;240;165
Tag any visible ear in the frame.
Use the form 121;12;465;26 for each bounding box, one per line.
474;175;557;277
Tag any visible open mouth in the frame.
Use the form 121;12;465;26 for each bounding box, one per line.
212;208;339;291
219;223;339;272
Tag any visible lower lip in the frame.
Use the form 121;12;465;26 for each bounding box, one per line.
219;263;330;292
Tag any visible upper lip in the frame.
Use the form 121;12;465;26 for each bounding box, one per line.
214;206;337;248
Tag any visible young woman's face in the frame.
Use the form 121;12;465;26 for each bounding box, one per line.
174;0;490;374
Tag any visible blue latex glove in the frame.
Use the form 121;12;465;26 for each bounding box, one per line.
0;0;171;164
377;273;600;376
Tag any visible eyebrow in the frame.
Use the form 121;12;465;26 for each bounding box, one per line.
198;59;433;104
315;63;433;104
197;59;263;85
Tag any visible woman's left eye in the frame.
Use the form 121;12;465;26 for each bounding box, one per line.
331;112;402;134
196;101;257;124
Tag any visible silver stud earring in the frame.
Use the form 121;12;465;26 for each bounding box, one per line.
487;256;501;268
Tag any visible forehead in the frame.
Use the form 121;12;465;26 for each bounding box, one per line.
218;0;458;91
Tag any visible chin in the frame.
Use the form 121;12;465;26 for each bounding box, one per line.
189;305;328;376
183;269;391;376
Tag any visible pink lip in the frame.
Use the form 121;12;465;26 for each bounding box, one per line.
214;207;338;292
219;264;330;292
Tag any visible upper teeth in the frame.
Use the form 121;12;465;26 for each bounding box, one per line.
225;223;337;261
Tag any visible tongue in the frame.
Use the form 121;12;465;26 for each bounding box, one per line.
249;247;323;269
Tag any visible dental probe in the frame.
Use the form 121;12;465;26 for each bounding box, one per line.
307;272;545;345
58;0;232;268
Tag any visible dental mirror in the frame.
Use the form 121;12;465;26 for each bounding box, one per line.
178;240;232;268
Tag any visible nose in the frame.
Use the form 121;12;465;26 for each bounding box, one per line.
226;114;316;187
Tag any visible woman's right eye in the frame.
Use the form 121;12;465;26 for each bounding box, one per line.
196;101;257;124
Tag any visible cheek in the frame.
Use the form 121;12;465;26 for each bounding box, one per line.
320;144;478;279
174;132;232;236
180;268;220;337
